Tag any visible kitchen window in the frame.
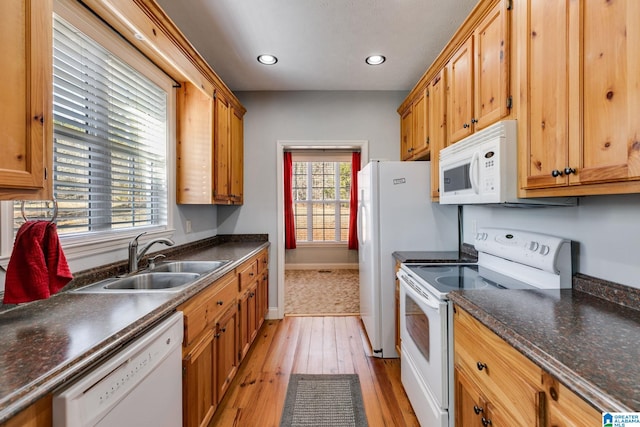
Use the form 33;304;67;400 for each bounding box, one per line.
292;155;351;243
10;1;174;244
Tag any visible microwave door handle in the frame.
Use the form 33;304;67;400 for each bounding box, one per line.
469;151;480;194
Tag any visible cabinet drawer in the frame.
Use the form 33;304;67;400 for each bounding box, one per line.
454;308;543;426
180;271;238;346
238;258;257;291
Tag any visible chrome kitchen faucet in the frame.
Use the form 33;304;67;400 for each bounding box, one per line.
128;232;175;273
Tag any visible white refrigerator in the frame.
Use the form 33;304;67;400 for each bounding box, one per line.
357;161;458;358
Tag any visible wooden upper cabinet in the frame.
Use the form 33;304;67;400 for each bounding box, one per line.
448;0;510;144
447;37;474;143
400;105;414;160
473;0;509;129
400;88;429;161
213;91;244;205
521;0;640;195
177;83;244;205
213;91;231;203
0;0;53;200
429;69;447;200
230;108;244;204
579;0;640;185
176;81;214;204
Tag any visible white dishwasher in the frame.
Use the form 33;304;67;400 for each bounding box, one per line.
53;312;183;427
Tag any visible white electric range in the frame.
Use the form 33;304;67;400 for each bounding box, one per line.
397;228;573;427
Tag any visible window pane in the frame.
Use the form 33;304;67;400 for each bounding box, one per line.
290;158;352;243
14;15;168;235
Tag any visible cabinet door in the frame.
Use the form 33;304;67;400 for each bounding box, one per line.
213;91;231;203
258;268;268;328
447;37;474;143
229;107;244;203
176;81;214;204
578;0;640;184
542;373;601;427
454;368;486;427
429;69;447;200
400;106;413;160
412;88;429;158
238;289;251;361
0;0;52;200
473;0;509;130
183;330;216;427
522;0;571;190
215;306;238;402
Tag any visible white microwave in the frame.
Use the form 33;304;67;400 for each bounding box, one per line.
439;120;576;206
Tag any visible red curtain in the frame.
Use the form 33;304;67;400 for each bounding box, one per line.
348;152;361;250
284;152;296;249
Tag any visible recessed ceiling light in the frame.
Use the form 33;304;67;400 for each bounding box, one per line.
366;55;386;65
257;54;278;65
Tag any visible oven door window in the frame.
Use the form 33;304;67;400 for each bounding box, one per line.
405;294;430;361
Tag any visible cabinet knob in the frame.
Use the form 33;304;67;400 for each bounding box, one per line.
473;405;484;415
463;123;470;129
551;169;563;177
214;333;220;338
476;361;487;371
217;300;224;306
481;417;492;426
471;118;478;124
221;327;226;333
564;167;576;175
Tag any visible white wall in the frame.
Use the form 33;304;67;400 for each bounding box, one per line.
216;90;407;307
462;194;640;289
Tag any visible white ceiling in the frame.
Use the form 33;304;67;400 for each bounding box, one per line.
154;0;479;91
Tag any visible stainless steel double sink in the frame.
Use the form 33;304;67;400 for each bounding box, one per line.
73;260;229;293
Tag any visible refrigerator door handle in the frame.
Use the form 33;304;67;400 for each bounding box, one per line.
357;194;365;244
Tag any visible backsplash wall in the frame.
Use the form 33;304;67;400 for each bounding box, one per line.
462;193;640;289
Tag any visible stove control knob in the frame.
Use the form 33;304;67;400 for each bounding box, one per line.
529;241;539;251
539;245;550;255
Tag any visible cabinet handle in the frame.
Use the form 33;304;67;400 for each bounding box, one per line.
551;169;564;177
471;118;478;124
481;417;492;426
473;405;484;415
564;167;576;175
476;362;487;371
217;300;224;306
249;272;254;276
463;123;470;129
221;327;226;333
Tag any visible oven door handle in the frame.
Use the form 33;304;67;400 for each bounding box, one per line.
398;273;441;311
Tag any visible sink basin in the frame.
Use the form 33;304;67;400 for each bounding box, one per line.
74;272;201;293
104;272;200;290
149;260;229;274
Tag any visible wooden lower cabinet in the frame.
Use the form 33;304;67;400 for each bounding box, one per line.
0;395;52;427
454;305;601;426
183;330;217;427
180;248;269;427
215;305;239;401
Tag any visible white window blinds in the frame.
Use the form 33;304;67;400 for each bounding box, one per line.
17;14;169;234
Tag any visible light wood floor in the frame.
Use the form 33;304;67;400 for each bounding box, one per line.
209;316;420;426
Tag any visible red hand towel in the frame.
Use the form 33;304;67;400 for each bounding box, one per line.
3;221;73;304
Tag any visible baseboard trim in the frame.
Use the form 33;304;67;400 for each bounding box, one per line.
284;263;359;270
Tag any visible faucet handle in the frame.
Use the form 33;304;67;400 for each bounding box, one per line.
147;254;166;269
130;232;147;247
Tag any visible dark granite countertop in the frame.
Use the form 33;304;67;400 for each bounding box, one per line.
0;236;269;423
449;286;640;412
